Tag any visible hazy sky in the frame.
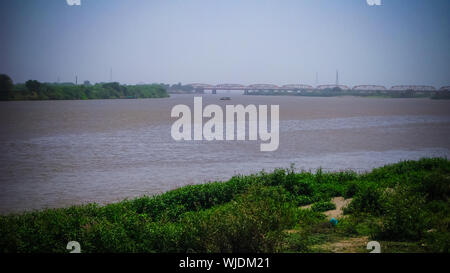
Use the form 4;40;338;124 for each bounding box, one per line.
0;0;449;87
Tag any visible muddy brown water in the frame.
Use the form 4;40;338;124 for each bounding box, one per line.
1;94;449;213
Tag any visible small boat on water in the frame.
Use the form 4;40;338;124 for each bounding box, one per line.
220;97;231;101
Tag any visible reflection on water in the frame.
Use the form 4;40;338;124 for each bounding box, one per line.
1;95;449;213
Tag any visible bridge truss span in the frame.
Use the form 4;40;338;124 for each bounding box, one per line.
316;84;350;90
352;85;387;91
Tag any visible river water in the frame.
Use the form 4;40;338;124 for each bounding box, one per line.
1;94;449;213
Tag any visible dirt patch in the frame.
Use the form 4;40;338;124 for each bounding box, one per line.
313;236;369;253
300;197;352;219
285;229;301;234
324;197;352;219
300;204;313;210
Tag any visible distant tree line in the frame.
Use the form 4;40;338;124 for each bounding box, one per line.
0;74;169;101
164;82;194;93
247;88;433;99
431;91;450;100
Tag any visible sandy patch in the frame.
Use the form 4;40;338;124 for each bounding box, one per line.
313;236;369;253
300;197;352;219
324;197;352;219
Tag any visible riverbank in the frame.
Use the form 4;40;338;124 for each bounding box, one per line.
0;75;169;101
1;158;448;253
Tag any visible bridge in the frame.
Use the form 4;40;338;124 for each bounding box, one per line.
187;83;447;93
353;85;387;91
316;84;350;90
189;83;316;93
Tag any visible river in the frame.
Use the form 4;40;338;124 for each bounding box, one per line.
1;94;449;213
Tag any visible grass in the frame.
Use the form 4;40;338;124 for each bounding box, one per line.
0;158;449;253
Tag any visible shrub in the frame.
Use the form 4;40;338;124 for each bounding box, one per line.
296;195;313;206
376;185;429;241
345;184;385;216
425;231;450;253
412;172;450;202
283;232;310;253
296;208;326;227
180;186;298;253
293;179;315;196
311;201;336;212
344;182;358;198
337;214;379;237
128;175;259;221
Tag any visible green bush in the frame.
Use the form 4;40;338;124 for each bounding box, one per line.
311;201;336;212
180;186;298;253
283;232;310;253
345;184;385;216
296;195;313;206
337;214;378;237
412;172;450;202
425;231;450;253
376;185;429;241
128;175;259;221
344;182;358;198
294;179;315;196
296;208;326;227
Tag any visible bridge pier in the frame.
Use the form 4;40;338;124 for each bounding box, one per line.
212;89;217;94
195;88;205;94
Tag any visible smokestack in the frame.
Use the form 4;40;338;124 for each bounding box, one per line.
336;70;339;86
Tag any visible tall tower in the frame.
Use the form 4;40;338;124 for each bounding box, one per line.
110;68;113;82
75;75;78;85
336;70;339;86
